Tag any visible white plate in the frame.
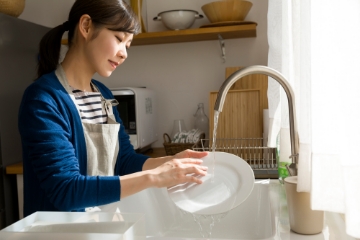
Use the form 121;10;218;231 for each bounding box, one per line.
167;151;255;215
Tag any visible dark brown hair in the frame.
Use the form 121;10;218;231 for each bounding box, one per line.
37;0;140;78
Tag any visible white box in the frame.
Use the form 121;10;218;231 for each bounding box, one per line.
0;211;145;240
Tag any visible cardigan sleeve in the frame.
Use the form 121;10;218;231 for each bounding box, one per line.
19;88;121;211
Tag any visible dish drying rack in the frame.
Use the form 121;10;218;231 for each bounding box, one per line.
192;138;279;179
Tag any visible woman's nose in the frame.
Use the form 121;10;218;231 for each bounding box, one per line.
117;47;127;60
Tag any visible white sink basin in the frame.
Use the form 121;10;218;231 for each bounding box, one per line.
102;180;275;239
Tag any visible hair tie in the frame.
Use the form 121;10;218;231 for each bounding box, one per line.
62;21;70;31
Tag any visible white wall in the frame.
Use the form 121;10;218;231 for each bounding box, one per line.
19;0;268;148
19;0;75;28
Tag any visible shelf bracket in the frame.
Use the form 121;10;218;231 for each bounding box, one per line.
218;34;226;63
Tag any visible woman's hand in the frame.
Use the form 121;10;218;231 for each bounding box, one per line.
174;149;208;159
121;150;209;198
149;157;208;188
142;149;208;172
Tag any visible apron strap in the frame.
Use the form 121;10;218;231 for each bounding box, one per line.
90;83;119;119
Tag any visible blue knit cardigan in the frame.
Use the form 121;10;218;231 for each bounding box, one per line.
18;71;149;217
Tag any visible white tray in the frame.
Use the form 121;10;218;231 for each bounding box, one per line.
0;211;145;240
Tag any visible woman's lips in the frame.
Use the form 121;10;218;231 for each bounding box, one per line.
109;60;119;69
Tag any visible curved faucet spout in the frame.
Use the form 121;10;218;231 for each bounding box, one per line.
214;65;299;176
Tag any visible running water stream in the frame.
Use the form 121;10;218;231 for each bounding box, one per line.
179;110;229;238
192;212;228;238
192;110;224;238
179;210;228;239
211;110;220;182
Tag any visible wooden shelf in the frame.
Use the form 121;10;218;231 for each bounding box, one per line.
61;23;257;46
132;23;256;46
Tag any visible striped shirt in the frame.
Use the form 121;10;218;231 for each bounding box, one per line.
71;88;108;124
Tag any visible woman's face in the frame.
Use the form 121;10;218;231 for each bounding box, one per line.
85;27;133;77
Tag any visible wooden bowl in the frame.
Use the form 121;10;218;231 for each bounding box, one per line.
0;0;25;17
201;0;253;23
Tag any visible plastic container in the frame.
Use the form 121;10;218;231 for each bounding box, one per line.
284;176;324;234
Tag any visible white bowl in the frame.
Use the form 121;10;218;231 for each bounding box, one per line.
153;9;203;30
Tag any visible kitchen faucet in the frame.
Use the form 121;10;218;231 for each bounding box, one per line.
214;65;299;176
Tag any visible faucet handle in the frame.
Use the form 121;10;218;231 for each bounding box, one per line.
286;153;298;176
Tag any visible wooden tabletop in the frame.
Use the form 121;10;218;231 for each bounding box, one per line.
5;148;167;175
5;162;24;174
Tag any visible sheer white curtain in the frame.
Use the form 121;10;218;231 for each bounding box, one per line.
267;0;360;238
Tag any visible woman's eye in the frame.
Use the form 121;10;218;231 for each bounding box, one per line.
115;36;122;42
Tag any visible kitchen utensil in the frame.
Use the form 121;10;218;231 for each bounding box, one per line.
0;0;25;17
200;20;257;28
201;0;252;23
209;89;262;139
153;10;203;30
167;151;255;215
284;176;324;234
224;66;269;135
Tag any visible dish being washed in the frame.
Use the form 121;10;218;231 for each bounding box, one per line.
167;151;254;215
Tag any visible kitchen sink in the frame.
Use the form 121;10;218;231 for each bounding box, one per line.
102;180;275;239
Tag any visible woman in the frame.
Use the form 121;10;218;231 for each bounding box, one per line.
19;0;208;217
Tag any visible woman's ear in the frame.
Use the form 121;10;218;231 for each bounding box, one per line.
78;14;92;40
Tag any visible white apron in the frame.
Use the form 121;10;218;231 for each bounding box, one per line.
55;66;120;176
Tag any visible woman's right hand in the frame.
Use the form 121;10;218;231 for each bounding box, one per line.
149;158;208;188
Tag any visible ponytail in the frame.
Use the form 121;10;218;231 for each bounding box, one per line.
37;23;68;78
